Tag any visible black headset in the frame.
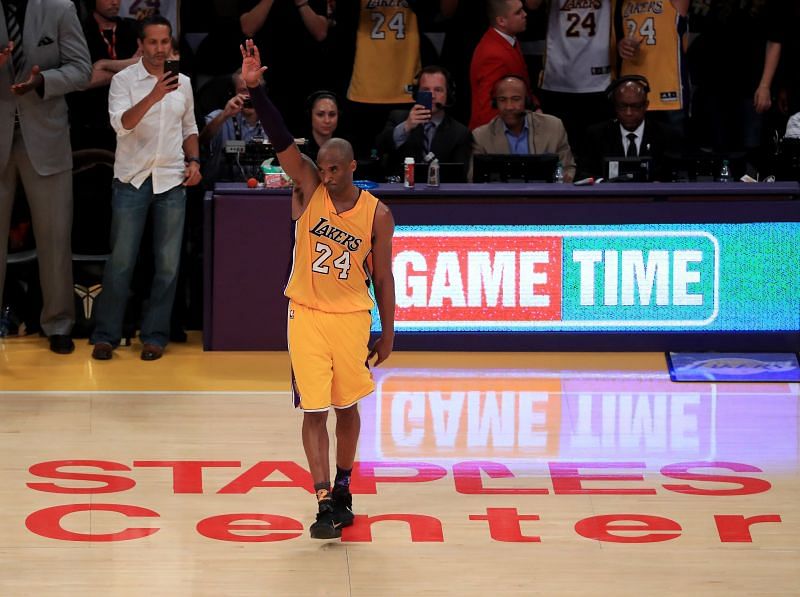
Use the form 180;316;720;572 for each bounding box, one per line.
305;90;340;116
410;65;456;107
605;74;651;101
490;73;535;110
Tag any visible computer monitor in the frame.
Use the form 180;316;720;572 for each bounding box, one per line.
603;157;653;182
414;162;467;184
472;153;559;183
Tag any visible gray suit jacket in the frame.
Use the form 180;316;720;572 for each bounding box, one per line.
470;111;576;182
0;0;91;175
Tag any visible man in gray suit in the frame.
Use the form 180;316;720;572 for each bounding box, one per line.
470;75;575;182
0;0;91;353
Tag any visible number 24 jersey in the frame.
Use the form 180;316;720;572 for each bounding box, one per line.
285;185;379;313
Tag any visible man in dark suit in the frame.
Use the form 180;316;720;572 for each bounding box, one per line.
375;65;472;179
0;0;92;354
576;75;680;182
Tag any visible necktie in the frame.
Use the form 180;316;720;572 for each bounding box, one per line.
626;133;638;158
424;122;436;153
5;2;24;77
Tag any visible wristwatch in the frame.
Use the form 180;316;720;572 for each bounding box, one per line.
186;156;201;164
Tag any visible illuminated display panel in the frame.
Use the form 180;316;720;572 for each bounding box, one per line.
371;223;800;335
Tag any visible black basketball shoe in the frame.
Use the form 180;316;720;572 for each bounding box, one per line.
331;487;354;528
310;498;341;539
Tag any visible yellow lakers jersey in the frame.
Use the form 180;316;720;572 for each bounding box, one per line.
285;185;378;313
615;0;683;110
347;0;421;104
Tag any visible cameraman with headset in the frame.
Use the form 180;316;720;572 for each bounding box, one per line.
375;65;472;180
199;69;266;186
575;75;680;182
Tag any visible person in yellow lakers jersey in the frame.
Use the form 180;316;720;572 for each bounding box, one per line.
614;0;689;112
241;39;396;540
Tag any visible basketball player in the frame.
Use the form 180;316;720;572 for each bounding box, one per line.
240;39;396;540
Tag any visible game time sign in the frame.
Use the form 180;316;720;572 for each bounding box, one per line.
374;223;800;333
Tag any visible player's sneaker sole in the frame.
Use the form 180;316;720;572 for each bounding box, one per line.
310;521;342;539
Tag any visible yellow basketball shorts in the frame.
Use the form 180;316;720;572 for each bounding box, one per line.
288;301;375;412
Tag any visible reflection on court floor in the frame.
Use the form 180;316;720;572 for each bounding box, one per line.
4;351;799;596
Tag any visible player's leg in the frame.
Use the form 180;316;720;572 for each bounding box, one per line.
329;309;374;528
287;302;339;538
303;410;340;539
331;403;360;528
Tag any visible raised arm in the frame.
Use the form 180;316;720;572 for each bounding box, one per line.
241;39;320;200
240;0;276;37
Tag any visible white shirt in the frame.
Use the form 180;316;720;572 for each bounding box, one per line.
109;59;198;194
619;121;646;155
786;113;800;139
493;28;517;47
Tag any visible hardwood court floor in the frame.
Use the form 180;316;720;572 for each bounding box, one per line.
0;334;798;596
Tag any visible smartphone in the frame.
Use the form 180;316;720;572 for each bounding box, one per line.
416;90;433;111
164;59;180;79
242;96;253;109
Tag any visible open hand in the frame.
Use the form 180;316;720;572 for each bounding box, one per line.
240;39;267;88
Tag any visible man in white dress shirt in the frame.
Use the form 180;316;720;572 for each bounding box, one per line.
91;14;201;361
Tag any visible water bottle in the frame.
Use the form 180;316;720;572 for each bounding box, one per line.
426;158;440;187
718;159;732;183
404;157;415;188
554;161;565;184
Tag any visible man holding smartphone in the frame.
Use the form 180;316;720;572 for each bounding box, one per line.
375;65;472;180
90;14;201;362
199;69;266;185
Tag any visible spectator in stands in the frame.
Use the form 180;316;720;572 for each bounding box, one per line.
688;0;785;157
90;15;201;362
469;0;534;130
302;89;339;161
239;0;332;135
0;0;92;354
576;75;680;182
529;0;612;157
200;70;267;185
471;75;574;181
69;0;141;151
342;0;422;158
615;0;689;137
375;65;472;179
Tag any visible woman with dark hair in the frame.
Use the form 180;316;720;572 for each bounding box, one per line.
302;90;340;160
